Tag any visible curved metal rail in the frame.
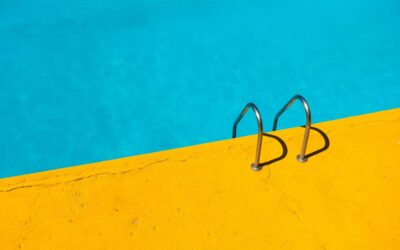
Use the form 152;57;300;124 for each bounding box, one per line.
232;103;264;171
272;95;311;162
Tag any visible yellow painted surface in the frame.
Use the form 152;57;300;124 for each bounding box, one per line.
0;108;399;249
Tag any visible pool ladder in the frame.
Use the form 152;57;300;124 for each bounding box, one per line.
232;95;312;170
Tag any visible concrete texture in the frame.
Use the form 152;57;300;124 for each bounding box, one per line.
0;108;399;249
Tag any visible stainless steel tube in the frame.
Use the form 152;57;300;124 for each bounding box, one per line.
272;95;311;162
232;103;264;170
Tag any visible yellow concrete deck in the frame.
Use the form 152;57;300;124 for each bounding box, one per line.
0;108;399;249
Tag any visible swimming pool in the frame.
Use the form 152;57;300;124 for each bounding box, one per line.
1;0;399;177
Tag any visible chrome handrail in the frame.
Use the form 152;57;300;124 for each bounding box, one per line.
272;95;311;162
232;103;263;171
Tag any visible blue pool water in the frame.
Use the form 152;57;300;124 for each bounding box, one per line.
1;0;399;177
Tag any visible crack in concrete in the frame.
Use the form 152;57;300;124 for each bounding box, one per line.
0;158;169;193
264;184;327;248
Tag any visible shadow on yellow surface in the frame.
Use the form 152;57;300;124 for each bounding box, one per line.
260;126;330;168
